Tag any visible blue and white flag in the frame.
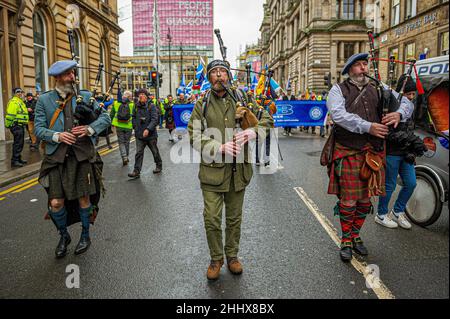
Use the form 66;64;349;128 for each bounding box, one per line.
251;75;258;91
185;80;193;95
270;78;281;97
177;74;186;95
201;78;211;92
196;64;204;80
285;77;291;91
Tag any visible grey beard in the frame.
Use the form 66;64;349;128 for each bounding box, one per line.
55;82;74;99
349;74;369;87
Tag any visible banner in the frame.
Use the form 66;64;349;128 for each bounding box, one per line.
172;101;328;129
173;103;195;128
273;101;327;127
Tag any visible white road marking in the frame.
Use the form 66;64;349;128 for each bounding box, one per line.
294;186;395;300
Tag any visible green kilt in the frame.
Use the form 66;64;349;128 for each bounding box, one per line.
39;152;104;226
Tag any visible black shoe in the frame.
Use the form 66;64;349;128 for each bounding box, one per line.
11;161;24;168
55;233;71;258
340;245;352;262
352;238;369;256
122;158;129;166
128;170;140;179
18;159;27;164
153;167;162;174
74;236;91;255
264;161;270;167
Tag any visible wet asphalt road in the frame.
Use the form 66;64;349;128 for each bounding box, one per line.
0;128;448;299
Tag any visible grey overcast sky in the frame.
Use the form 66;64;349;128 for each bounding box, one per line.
118;0;265;68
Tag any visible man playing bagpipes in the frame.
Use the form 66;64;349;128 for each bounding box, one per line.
34;60;111;258
188;59;273;280
325;52;414;262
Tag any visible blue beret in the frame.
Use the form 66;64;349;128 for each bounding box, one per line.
341;53;369;75
48;60;77;76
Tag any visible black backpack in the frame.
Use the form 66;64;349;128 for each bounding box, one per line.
117;102;131;122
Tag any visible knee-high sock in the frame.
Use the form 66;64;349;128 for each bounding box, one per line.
337;202;356;244
79;206;92;238
352;202;372;240
50;207;68;235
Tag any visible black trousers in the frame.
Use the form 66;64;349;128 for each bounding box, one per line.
10;125;25;162
134;138;162;172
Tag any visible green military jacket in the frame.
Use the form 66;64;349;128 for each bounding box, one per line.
188;89;273;193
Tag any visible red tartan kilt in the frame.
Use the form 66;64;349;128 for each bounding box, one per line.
328;143;385;201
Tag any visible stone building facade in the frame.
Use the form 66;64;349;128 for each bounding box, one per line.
0;0;122;141
260;0;374;95
375;0;449;81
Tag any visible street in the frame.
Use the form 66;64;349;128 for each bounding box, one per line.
0;128;448;299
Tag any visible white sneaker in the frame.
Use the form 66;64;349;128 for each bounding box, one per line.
375;213;398;228
282;132;287;136
391;212;412;230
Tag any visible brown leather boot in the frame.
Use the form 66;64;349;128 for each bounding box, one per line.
227;257;243;275
206;259;224;280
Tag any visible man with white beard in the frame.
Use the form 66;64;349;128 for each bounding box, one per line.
34;60;111;258
326;53;413;262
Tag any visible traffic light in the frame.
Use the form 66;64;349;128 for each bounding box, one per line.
324;72;332;89
158;72;163;87
150;70;158;87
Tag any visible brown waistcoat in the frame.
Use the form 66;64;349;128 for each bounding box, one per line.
334;79;384;151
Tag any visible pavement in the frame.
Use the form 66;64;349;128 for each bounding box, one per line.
0;132;118;188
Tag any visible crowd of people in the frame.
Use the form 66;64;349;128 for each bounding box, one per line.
3;50;426;278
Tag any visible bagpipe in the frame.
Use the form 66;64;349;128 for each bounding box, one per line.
366;30;428;161
67;29;120;136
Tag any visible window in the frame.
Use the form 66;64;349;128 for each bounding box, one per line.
391;0;400;26
73;31;84;90
404;42;416;60
389;47;399;79
344;43;355;59
100;43;106;92
342;0;355;20
405;0;417;20
439;31;449;55
33;12;48;93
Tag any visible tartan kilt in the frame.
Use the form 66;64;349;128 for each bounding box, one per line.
327;143;385;201
39;152;104;227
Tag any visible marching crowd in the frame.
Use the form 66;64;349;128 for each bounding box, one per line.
3;50;427;278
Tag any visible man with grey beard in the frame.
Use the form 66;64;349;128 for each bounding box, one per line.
34;60;111;258
326;53;413;262
188;60;273;280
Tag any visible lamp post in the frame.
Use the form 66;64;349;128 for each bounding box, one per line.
180;42;183;84
167;28;172;96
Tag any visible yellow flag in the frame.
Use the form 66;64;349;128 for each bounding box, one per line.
255;69;265;96
304;89;310;100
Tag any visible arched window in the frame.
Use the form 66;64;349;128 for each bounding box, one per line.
99;43;107;92
33;12;48;92
73;31;84;89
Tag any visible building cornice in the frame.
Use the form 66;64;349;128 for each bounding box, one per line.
74;0;123;35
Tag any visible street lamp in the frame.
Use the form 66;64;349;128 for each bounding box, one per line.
167;28;172;96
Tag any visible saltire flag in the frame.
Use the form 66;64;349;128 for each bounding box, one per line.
196;64;204;80
251;75;258;91
177;74;186;95
285;77;291;91
201;78;211;92
269;78;281;98
185;80;193;95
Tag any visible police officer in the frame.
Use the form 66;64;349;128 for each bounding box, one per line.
34;60;111;258
188;60;273;280
5;88;29;167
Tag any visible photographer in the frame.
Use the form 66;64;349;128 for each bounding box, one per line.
375;74;426;230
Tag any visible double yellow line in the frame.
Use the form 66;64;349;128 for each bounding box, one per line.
0;138;134;199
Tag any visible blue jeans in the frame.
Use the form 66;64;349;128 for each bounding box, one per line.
378;155;417;216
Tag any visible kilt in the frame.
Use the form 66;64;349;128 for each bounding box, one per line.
39;151;104;227
327;142;385;201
